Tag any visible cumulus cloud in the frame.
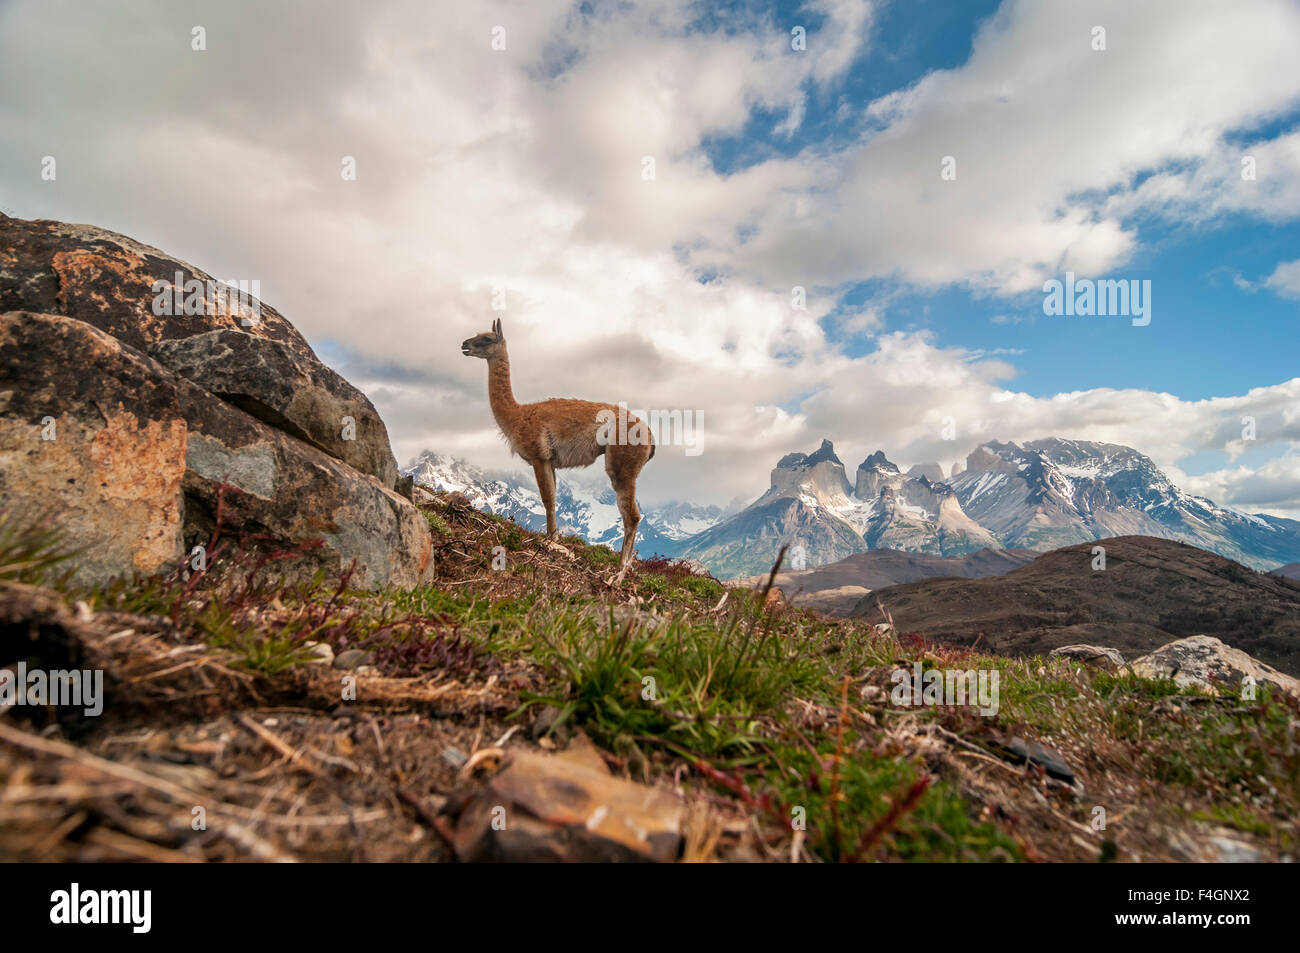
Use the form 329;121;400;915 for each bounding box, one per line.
1265;258;1300;299
1179;453;1300;517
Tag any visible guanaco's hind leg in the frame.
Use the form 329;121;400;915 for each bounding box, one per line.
533;461;558;536
606;443;649;573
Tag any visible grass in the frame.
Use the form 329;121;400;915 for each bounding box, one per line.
424;510;452;537
0;509;81;587
6;491;1299;862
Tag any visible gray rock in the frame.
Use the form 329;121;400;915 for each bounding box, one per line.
152;330;397;488
0;311;432;589
1167;826;1264;863
451;750;683;862
1050;644;1126;672
998;735;1075;784
0;213;399;489
333;649;375;670
1131;635;1299;696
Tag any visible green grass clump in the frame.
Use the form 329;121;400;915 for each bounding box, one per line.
638;573;670;598
499;526;525;550
681;574;725;601
581;544;621;569
515;602;826;761
424;510;452;537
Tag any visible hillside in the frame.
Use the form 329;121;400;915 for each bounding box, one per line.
4;499;1299;863
855;536;1300;676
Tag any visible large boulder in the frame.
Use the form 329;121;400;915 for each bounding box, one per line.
0;311;431;589
0;213;398;489
1131;636;1299;697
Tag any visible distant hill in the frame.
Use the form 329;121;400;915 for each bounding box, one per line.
852;536;1300;676
1271;562;1300;581
730;547;1036;616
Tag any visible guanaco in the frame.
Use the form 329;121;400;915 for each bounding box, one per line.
461;319;654;572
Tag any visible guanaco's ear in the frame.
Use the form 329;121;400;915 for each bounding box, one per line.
492;318;503;340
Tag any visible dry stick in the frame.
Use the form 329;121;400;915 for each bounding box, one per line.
235;712;322;776
211;819;297;863
395;787;458;849
0;720;384;829
846;774;933;863
0;720;203;803
31;809;89;860
83;827;201;863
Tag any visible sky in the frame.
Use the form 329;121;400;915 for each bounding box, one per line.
1;0;1298;514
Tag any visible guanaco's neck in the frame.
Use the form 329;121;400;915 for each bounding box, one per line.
486;349;519;426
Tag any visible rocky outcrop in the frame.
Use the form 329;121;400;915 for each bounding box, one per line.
0;213;398;489
1130;636;1299;696
906;462;945;483
855;450;900;499
1049;644;1126;672
0;310;430;589
771;439;854;503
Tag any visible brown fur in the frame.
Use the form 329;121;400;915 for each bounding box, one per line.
462;319;654;568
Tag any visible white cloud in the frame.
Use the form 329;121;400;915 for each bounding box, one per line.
1179;453;1300;517
1265;258;1300;299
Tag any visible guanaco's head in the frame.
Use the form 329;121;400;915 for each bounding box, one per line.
461;318;505;360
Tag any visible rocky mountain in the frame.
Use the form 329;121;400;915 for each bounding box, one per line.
403;451;726;556
947;438;1300;569
677;436;1300;577
678;439;1009;577
850;536;1300;677
672;440;867;578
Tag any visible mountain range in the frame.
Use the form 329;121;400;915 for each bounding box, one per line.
404;437;1300;578
675;437;1300;577
403;451;734;555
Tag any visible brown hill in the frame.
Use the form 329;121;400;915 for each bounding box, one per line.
730;547;1036;615
854;536;1300;676
1272;562;1300;581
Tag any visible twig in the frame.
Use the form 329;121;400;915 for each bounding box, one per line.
845;774;932;863
235;712;322;776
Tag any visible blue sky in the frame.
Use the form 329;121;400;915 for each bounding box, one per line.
697;1;1300;407
2;0;1298;512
